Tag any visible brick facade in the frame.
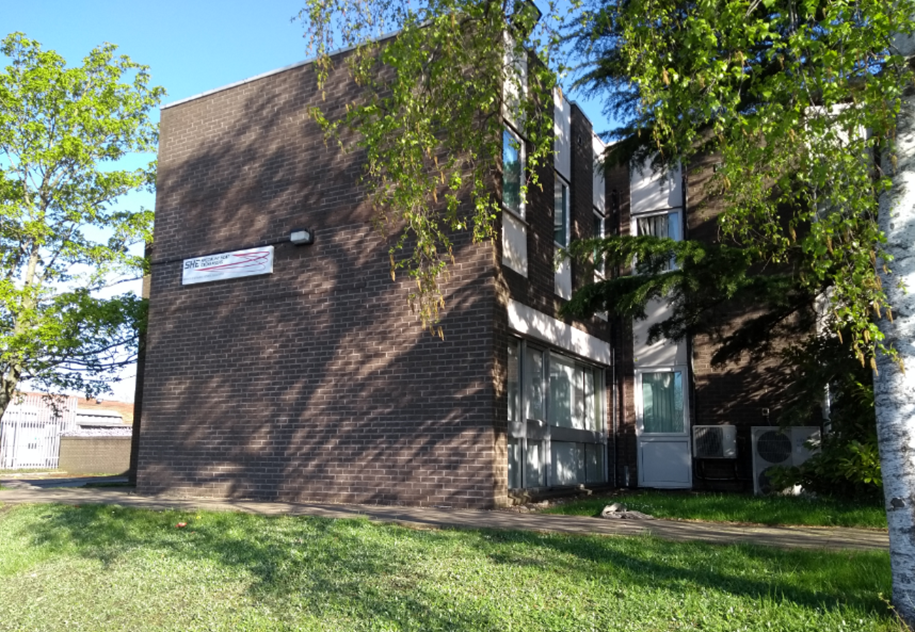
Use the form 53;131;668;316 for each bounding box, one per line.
604;161;638;487
138;55;502;508
137;41;793;504
683;156;798;488
607;153;802;491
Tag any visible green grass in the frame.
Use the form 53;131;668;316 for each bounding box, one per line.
543;490;888;529
0;503;900;631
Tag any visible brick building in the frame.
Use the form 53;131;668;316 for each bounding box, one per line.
136;45;797;507
606;155;803;491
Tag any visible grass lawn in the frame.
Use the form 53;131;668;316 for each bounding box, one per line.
0;503;899;631
542;490;888;529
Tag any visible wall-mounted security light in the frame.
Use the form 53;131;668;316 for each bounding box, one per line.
289;229;314;246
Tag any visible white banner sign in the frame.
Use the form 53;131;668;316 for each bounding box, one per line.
182;246;274;285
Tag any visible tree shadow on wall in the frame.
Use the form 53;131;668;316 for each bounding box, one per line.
138;54;503;509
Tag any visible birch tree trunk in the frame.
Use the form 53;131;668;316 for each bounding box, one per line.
876;33;915;626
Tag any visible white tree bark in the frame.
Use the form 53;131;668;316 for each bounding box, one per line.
876;33;915;625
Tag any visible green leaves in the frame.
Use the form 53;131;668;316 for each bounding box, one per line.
299;0;560;330
0;32;163;410
572;0;915;366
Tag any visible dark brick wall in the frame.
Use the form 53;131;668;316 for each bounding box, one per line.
60;437;131;475
138;55;501;508
685;156;799;489
608;151;802;490
605;161;638;487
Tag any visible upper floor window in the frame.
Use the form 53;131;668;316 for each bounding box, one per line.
636;210;681;241
503;128;524;217
636;209;681;271
593;211;605;276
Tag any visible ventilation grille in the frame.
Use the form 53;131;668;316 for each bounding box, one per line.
692;425;737;459
751;426;821;495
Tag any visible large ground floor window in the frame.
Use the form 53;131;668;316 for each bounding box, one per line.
507;338;608;489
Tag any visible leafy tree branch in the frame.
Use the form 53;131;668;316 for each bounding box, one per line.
0;32;163;415
299;0;565;330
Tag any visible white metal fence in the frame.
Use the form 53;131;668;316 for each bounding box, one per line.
0;394;78;469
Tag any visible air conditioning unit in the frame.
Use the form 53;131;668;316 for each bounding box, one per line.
692;425;737;459
751;426;821;495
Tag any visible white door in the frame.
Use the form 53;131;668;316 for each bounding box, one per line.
636;368;692;488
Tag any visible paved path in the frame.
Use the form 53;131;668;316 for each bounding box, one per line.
1;474;129;489
0;484;888;553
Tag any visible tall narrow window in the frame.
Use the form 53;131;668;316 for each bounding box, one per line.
503;129;523;217
554;176;569;245
507;340;521;489
523;347;544;421
548;355;576;429
593;212;605;275
523;343;547;489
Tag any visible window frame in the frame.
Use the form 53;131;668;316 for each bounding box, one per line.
507;337;608;490
632;207;682;272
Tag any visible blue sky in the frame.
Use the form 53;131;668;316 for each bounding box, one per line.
4;0;609;123
5;0;311;109
3;0;611;401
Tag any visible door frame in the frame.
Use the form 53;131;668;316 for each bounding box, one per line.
634;366;692;488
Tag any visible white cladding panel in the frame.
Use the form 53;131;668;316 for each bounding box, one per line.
553;91;572;181
592;135;606;212
633;297;687;367
502;212;528;276
554;256;572;299
631;157;683;214
638;438;692;487
502;34;528;128
507;299;611;365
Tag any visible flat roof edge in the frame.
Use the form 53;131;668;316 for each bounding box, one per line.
567;99;608;148
162;30;401;110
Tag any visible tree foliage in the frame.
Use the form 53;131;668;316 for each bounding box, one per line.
770;333;882;500
569;0;915;369
0;32;163;414
298;0;564;330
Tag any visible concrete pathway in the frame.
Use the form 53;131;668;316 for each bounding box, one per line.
0;483;888;553
1;474;129;489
